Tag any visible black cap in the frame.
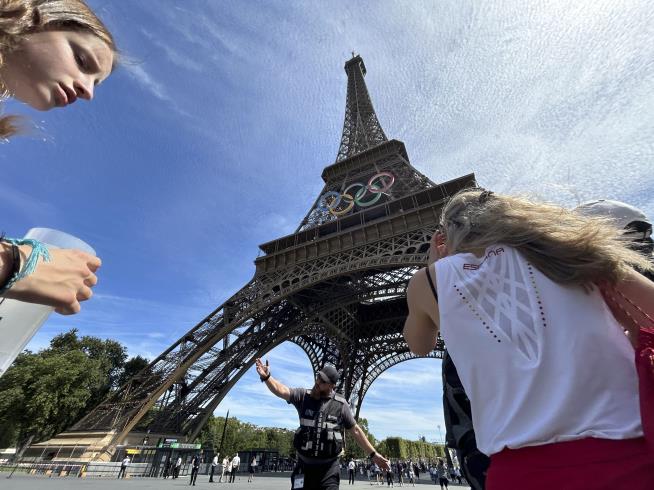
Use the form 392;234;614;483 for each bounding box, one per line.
318;365;339;384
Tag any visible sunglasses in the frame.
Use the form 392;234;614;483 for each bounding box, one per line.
624;221;652;240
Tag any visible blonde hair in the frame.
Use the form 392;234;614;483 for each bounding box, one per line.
0;0;116;139
441;188;653;286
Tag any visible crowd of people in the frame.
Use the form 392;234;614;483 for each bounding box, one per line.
343;458;464;487
157;452;244;484
122;450;470;486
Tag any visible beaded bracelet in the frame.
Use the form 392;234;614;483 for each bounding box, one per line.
0;237;52;294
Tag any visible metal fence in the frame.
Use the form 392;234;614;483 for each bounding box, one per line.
0;461;151;478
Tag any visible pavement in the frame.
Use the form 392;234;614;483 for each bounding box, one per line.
3;473;471;489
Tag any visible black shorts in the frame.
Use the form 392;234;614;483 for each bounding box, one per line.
439;477;449;485
291;459;340;490
249;466;254;474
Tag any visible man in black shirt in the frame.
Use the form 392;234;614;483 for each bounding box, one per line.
256;358;390;489
189;454;200;486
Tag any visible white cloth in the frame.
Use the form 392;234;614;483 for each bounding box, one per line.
435;245;642;456
348;461;355;470
231;455;240;468
212;456;219;466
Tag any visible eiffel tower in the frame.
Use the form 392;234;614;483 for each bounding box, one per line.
52;54;476;458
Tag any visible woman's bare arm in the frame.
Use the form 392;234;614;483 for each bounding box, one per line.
403;267;440;356
618;269;654;318
610;269;654;346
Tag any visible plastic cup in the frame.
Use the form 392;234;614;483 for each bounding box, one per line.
0;228;95;377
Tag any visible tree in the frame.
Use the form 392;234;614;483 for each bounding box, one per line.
0;329;149;449
198;416;294;457
264;427;293;456
376;436;445;460
0;349;107;449
48;329;127;407
344;417;376;459
117;355;150;388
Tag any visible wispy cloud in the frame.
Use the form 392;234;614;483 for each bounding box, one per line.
373;363;443;388
140;27;204;73
122;63;171;103
0;183;58;225
31;292;207;360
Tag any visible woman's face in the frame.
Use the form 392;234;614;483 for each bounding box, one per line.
1;29;113;111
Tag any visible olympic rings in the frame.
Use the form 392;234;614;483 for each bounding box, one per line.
318;172;395;216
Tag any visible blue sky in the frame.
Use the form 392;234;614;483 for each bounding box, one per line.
2;0;653;442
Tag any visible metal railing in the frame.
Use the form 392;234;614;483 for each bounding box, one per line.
1;460;151;479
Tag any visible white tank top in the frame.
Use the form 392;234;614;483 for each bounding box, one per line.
435;245;642;456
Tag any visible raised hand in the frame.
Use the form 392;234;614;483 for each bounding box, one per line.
255;358;270;378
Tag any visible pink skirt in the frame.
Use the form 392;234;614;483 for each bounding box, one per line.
487;437;654;490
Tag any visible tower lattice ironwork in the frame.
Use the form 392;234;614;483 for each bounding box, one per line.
66;55;476;452
335;56;388;163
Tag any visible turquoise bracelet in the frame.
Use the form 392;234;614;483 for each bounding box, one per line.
0;238;52;294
